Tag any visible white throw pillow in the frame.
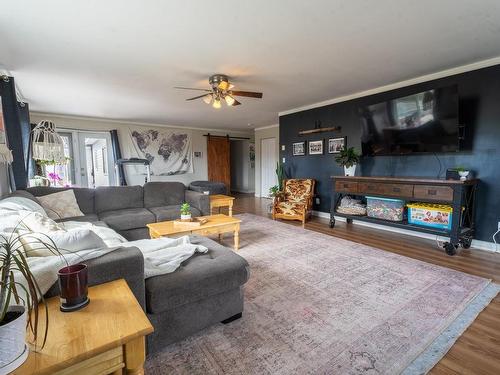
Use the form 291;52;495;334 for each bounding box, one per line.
22;228;107;257
0;196;47;216
37;190;84;220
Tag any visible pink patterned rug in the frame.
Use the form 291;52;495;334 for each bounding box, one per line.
145;214;496;374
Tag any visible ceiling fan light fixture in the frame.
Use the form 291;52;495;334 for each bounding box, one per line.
224;95;236;106
212;98;221;109
202;94;212;104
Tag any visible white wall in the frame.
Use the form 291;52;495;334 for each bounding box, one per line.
254;124;279;197
30;113;253;187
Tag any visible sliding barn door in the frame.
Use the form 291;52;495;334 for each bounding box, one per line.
207;135;231;192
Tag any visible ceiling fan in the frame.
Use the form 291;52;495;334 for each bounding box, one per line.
174;74;263;109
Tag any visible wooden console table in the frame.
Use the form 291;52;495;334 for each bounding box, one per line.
330;176;478;255
15;279;153;375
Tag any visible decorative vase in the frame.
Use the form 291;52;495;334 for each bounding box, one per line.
344;164;357;176
0;305;28;373
58;264;89;312
181;213;192;221
458;171;469;181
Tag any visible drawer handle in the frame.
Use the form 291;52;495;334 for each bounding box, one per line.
393;187;401;193
428;189;437;195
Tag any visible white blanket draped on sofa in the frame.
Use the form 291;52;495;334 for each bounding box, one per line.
0;197;208;304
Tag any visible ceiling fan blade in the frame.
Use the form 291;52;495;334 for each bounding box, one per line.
174;86;211;92
186;93;210;101
232;99;241;106
230;90;263;98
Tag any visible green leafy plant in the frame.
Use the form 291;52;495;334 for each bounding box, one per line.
334;147;360;168
269;185;279;197
453;166;468;172
1;221;64;348
180;203;191;215
275;162;286;191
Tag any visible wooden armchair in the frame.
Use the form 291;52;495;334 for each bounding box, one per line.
272;178;315;227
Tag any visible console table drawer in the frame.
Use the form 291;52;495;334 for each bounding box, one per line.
335;181;358;193
358;183;413;197
414;185;453;202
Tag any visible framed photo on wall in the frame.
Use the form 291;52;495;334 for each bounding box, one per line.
328;137;346;154
308;140;324;155
292;141;305;156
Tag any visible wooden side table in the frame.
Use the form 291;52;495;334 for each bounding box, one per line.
14;279;153;375
210;194;235;216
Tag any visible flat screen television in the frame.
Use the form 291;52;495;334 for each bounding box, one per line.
360;85;460;156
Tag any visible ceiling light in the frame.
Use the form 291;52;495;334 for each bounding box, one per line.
212;98;221;109
202;94;212;104
225;95;236;106
218;81;230;90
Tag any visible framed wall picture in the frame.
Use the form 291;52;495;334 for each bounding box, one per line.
328;137;346;154
292;141;305;156
308;140;324;155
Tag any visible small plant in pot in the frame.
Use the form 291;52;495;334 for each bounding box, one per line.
335;147;360;176
180;202;192;221
0;226;62;372
454;166;470;181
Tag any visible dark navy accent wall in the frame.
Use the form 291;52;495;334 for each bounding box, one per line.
279;64;500;242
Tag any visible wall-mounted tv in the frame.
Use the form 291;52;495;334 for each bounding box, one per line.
360;85;460;156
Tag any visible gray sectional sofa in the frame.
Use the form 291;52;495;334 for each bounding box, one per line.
10;183;250;354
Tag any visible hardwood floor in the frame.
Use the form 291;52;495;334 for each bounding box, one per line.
231;193;500;375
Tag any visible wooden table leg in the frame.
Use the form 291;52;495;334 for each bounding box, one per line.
124;336;146;375
234;224;240;250
229;203;233;217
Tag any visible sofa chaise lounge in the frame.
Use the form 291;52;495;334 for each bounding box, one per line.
7;183;250;354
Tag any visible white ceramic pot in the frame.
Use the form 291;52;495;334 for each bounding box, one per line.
0;305;28;373
344;164;357;176
180;214;192;221
458;171;469;181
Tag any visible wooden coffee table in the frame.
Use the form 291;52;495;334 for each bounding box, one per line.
210;194;235;216
15;279;153;375
147;214;241;250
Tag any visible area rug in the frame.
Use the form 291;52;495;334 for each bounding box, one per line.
145;214;499;374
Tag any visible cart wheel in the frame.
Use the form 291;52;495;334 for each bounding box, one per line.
329;218;335;228
460;236;472;249
444;242;457;256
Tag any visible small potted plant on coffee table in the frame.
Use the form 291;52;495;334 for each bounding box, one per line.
180;203;192;221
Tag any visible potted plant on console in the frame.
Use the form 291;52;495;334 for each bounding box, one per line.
335;147;360;176
0;227;62;372
180;203;192;221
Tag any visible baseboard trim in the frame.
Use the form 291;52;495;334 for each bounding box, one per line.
311;210;499;253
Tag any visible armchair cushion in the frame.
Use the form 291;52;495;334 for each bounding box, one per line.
284;179;314;204
275;201;306;216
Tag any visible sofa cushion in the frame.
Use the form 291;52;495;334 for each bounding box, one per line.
95;186;143;213
98;208;155;231
143;182;185;208
37;190;85;220
57;214;100;223
145;235;250;314
27;187;95;214
149;205;201;222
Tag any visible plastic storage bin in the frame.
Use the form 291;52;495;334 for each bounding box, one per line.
407;203;453;231
366;196;405;222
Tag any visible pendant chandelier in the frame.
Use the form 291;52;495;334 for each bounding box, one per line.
31;120;66;163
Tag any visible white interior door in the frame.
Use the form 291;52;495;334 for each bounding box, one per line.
77;132;116;188
260;137;277;198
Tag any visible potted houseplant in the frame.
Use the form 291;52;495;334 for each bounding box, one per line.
335;147;360;176
275;162;286;191
180;203;192;221
0;225;61;372
454;166;470;181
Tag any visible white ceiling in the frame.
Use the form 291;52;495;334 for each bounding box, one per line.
2;0;500;130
